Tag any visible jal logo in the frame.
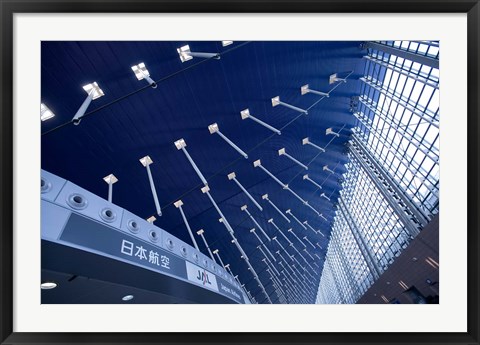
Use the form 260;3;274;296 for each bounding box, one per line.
196;269;212;286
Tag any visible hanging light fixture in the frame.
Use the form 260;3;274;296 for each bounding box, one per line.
139;155;162;216
302;137;326;153
241;205;270;242
103;174;118;203
278;148;308;170
174;200;199;251
240;108;281;135
72;82;104;125
228;172;262;210
271;96;308;115
262;194;290;222
209;123;248;159
177;44;220;62
300;84;330;97
174;138;208;186
131;62;157;88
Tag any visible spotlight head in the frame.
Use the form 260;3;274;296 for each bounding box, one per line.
249;228;255;233
146;216;156;223
272;236;277;241
201;186;210;193
103;174;118;184
82;82;104;99
302;137;309;145
222;41;233;47
240;205;248;211
271;96;280;107
262;194;269;200
253;159;261;167
196;229;204;235
303;174;308;180
139;155;153;167
278;148;286;156
208;123;219;134
227;172;236;180
131;62;150;80
300;84;309;95
40;103;55;121
177;45;192;62
268;218;273;223
240;108;250;120
173;200;184;208
174;138;186;150
213;249;219;254
286;209;291;214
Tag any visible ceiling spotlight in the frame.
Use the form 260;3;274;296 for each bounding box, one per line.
240;108;281;135
271;96;308;115
329;73;347;84
122;295;134;301
40;103;55;121
72;82;104;125
222;41;233;47
177;44;220;62
131;62;157;88
301;84;330;97
41;281;57;290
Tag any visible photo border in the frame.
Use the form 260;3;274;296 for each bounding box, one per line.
1;1;479;344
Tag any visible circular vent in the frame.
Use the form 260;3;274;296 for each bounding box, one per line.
67;193;88;210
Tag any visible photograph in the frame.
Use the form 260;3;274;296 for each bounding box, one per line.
40;40;440;305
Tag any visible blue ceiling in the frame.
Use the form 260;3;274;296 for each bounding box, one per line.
41;41;366;303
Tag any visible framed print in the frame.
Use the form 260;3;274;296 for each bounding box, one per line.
1;1;479;344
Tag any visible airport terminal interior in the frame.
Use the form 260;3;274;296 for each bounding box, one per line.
40;40;439;304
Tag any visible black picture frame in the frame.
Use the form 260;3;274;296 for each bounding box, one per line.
1;1;479;344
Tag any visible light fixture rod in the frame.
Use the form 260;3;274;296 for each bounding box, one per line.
216;130;248;159
282;151;308;170
243;207;270;242
303;236;316;249
304;175;322;190
251;229;276;261
213;249;226;268
286;210;307;230
181;146;209;186
288;229;307;248
177;204;200;251
308;141;326;152
264;197;290;223
232;177;262;211
72;89;94;125
257;164;287;188
304;221;318;234
188;52;220;59
245;113;281;135
272;96;308;114
141;161;162;217
197;231;216;262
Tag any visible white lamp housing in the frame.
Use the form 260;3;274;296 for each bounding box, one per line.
83;82;104;100
177;45;193;62
41;103;55;121
326;128;340;137
301;84;330;97
240;108;281;135
271;96;308;114
329;73;347;84
131;62;157;88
